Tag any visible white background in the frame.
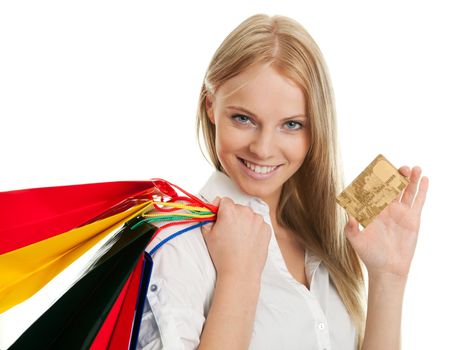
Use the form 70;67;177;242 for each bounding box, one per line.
1;0;461;348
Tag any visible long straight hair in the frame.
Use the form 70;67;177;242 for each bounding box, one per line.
196;14;366;349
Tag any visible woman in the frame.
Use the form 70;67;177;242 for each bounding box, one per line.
138;14;428;350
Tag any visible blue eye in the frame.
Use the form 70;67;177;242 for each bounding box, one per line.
285;121;303;130
232;114;252;124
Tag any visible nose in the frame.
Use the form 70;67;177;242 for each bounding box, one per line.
248;127;275;160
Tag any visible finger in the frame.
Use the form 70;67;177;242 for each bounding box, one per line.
211;196;221;206
412;175;429;216
216;196;232;213
204;196;221;215
392;166;410;203
201;198;220;237
219;196;234;206
399;165;411;178
401;166;422;207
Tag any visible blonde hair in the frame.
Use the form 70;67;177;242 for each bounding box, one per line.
196;14;366;349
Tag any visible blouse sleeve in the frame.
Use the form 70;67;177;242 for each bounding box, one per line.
136;224;216;350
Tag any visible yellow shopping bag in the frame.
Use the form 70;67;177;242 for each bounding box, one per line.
0;201;152;314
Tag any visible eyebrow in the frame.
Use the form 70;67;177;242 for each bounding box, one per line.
226;105;307;121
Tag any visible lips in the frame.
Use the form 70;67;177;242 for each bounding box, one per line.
238;157;281;175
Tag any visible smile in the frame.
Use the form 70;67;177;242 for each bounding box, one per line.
238;157;281;176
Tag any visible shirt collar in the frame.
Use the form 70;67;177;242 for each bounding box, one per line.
198;170;270;215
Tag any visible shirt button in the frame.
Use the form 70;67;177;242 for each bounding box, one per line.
150;284;158;292
318;322;325;330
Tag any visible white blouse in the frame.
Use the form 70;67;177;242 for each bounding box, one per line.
137;171;357;350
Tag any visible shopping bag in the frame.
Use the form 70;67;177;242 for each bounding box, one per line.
7;221;155;350
89;263;133;350
0;181;159;254
0;177;217;350
0;201;152;314
90;251;153;350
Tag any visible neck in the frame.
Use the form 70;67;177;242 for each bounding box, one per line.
263;190;298;242
261;190;281;231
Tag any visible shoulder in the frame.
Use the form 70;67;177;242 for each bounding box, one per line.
146;221;216;282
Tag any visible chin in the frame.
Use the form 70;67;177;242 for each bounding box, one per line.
237;176;281;201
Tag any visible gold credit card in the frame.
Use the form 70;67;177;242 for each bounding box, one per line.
336;154;410;228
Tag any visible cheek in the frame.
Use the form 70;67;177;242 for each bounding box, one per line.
214;128;233;166
286;134;310;162
216;125;248;154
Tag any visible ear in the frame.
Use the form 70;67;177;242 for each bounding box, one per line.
205;95;216;124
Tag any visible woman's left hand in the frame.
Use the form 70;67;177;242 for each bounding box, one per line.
344;165;429;279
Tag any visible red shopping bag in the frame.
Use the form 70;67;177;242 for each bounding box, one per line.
0;181;161;254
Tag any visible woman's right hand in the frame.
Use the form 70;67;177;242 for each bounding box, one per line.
200;196;272;280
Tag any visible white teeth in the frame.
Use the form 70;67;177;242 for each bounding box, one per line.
243;159;277;174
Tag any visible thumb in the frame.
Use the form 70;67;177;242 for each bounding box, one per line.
201;221;214;236
207;196;221;214
201;196;219;237
212;196;221;206
201;196;221;235
344;214;361;242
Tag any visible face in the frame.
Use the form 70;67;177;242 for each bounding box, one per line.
206;63;310;207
